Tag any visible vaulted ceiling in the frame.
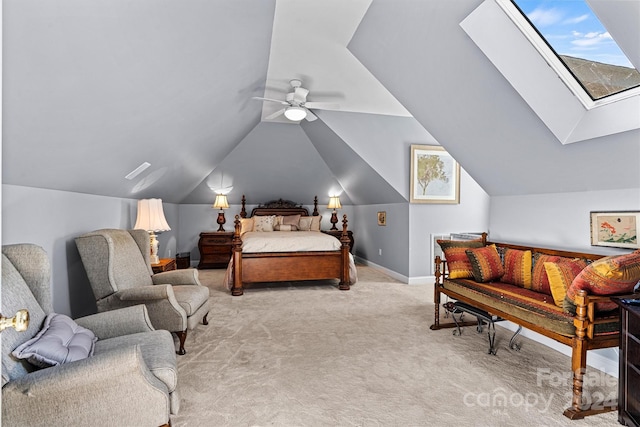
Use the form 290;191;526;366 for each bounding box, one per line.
3;0;639;206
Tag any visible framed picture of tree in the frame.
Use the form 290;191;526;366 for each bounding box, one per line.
410;145;460;204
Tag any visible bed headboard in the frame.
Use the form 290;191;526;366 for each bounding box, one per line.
240;195;319;218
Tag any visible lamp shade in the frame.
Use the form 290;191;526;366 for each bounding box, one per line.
327;196;342;210
212;194;229;210
134;198;171;232
284;106;307;121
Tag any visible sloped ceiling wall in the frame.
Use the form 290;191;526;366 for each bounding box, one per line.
348;0;640;195
2;0;276;204
3;0;638;207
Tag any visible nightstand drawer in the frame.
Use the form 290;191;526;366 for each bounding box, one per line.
198;231;234;269
202;245;231;255
201;237;231;245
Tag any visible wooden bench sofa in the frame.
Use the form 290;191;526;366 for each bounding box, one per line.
430;233;640;420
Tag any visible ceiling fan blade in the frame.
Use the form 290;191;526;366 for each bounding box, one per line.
293;87;309;104
303;102;340;110
265;108;286;120
304;109;318;122
252;96;289;106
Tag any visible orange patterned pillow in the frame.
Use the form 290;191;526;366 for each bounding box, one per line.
437;239;485;279
501;249;532;288
544;259;588;307
465;245;504;283
532;254;574;295
566;250;640;312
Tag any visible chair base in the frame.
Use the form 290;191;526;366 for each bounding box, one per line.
174;330;187;355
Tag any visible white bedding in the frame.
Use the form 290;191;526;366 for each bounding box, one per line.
241;231;342;253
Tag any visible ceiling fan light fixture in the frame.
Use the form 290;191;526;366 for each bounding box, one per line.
284;106;307;121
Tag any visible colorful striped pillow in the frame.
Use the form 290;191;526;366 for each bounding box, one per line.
437;239;485;279
501;249;532;288
465;244;504;283
544;259;588;307
566;250;640;312
532;254;574;295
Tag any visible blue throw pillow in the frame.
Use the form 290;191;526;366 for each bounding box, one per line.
12;313;97;368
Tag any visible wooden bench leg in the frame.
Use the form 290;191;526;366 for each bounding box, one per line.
563;290;616;419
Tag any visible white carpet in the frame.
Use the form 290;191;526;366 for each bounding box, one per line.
170;265;619;426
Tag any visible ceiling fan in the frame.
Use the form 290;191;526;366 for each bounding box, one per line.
252;79;340;122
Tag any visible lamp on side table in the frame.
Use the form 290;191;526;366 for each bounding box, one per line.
213;194;229;232
134;198;171;264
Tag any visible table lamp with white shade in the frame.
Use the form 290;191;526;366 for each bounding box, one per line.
327;195;342;230
134;198;171;264
212;194;230;232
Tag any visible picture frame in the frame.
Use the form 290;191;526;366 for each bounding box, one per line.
377;211;386;226
410;145;460;204
590;211;640;249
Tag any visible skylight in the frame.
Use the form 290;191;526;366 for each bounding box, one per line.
510;0;640;103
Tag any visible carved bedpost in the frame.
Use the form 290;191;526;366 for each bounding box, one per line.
564;289;589;419
231;215;244;296
312;195;319;216
430;256;443;330
481;232;488;245
338;214;350;291
240;195;247;218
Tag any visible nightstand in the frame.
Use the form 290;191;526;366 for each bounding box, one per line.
322;230;354;253
198;231;234;268
615;298;640;427
151;258;176;274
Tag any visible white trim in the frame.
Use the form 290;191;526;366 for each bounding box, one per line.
354;256;408;283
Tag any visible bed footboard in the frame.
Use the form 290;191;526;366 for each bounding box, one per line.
230;214;351;296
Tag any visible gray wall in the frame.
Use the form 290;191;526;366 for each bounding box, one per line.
2;184;179;317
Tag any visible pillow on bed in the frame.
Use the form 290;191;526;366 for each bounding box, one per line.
253;215;275;232
298;217;312;231
274;224;296;231
240;218;254;235
283;215;301;227
310;215;322;232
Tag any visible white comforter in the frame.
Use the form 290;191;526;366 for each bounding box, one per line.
241;231;342;253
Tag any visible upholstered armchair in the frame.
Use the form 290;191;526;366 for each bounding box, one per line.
2;243;179;427
75;229;210;354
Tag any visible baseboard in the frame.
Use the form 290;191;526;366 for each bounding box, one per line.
354;256;409;283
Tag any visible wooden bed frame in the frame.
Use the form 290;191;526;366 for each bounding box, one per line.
229;195;351;296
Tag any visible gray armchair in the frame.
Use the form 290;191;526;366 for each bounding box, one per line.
75;229;210;354
2;243;179;427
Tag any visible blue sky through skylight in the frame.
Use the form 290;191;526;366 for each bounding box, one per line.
512;0;634;68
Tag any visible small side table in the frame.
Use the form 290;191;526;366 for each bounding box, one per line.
151;258;176;274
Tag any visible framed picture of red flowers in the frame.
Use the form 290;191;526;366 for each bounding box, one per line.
590;211;640;249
